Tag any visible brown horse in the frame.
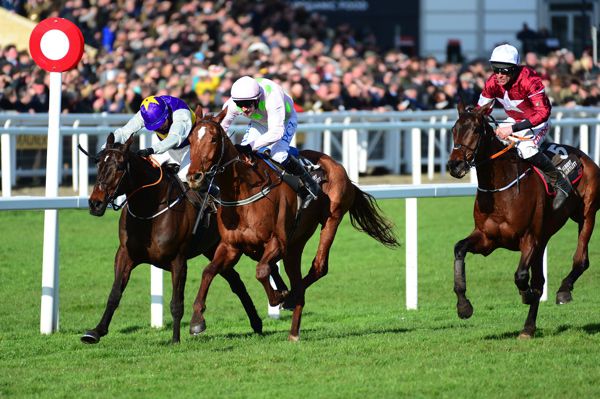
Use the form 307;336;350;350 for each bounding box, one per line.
81;132;287;344
186;107;399;341
447;101;600;338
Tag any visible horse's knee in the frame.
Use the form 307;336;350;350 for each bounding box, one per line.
514;269;529;289
255;263;270;281
454;239;468;260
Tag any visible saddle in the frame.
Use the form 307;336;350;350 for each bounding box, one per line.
534;144;583;195
254;148;326;199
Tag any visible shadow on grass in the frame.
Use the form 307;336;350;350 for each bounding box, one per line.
554;323;600;335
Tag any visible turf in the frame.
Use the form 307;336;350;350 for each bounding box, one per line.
1;197;600;398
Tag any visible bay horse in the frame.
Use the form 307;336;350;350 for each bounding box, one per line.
81;132;287;344
186;107;399;341
447;101;600;338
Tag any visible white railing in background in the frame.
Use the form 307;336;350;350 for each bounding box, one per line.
2;107;600;197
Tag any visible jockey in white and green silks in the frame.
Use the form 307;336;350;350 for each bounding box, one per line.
220;76;297;164
220;76;320;208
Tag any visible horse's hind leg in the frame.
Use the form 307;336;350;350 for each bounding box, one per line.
81;248;136;344
556;213;596;304
301;213;342;290
219;267;263;334
169;258;187;343
282;246;305;341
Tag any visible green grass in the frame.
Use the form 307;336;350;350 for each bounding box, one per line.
2;197;600;398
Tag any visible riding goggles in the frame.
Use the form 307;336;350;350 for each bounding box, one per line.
492;66;517;75
234;99;256;108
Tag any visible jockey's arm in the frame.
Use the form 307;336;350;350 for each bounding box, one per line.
219;100;241;135
113;112;144;143
152;108;193;154
251;95;286;149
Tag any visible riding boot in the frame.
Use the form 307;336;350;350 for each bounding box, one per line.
283;155;321;209
527;152;572;210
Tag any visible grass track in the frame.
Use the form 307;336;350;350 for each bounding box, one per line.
1;197;600;398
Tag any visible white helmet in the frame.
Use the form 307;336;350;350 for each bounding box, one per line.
231;76;261;101
489;44;520;65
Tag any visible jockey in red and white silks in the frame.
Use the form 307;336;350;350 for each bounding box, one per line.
477;55;552;159
478;43;571;210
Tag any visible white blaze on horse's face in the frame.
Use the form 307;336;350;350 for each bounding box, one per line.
197;126;206;140
104;155;109;163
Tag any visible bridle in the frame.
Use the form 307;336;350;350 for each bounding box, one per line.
193;120;281;207
82;144;182;217
452;111;512;169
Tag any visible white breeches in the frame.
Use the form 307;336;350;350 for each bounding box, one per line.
501;117;550;159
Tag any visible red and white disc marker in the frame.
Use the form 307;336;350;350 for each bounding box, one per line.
29;18;84;72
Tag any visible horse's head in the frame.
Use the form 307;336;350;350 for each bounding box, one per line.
447;101;494;178
88;132;134;216
187;106;231;190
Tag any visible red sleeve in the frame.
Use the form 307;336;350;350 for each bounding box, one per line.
525;76;551;126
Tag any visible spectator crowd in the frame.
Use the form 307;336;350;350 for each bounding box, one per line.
1;0;599;116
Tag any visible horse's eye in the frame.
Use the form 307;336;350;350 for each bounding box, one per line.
211;136;218;144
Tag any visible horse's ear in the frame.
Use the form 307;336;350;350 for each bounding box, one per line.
194;105;203;119
215;106;228;124
457;100;465;115
478;100;494;115
106;132;115;147
124;133;135;152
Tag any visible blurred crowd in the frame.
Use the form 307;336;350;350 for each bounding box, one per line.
1;0;599;116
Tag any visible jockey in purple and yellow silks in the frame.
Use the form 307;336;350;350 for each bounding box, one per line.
112;95;196;181
220;76;320;208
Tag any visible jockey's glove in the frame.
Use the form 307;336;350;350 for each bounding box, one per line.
235;144;253;155
137;147;155;157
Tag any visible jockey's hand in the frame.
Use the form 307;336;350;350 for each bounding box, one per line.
137;147;154;157
235;144;253;155
495;126;513;140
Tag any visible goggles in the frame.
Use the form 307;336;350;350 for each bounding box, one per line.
492;66;516;75
234;99;256;108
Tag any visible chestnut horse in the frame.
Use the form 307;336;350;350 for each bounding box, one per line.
186;107;399;341
81;132;286;343
447;101;600;338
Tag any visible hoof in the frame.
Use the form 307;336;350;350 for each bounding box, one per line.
189;321;206;336
556;291;572;305
251;320;263;335
288;334;300;342
80;330;100;344
518;331;534;340
457;299;473;319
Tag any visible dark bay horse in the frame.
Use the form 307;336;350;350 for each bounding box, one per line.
81;132;285;343
447;101;600;338
186;107;399;341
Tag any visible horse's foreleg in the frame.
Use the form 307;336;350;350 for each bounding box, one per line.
81;248;135;344
190;244;240;336
557;215;595;304
169;258;187;344
515;243;542;305
255;239;287;306
520;252;545;339
453;235;478;319
219;267;263;334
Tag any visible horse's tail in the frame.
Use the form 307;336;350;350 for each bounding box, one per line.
349;185;400;248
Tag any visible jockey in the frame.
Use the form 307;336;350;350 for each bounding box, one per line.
112;95;195;182
478;43;572;210
220;75;321;209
